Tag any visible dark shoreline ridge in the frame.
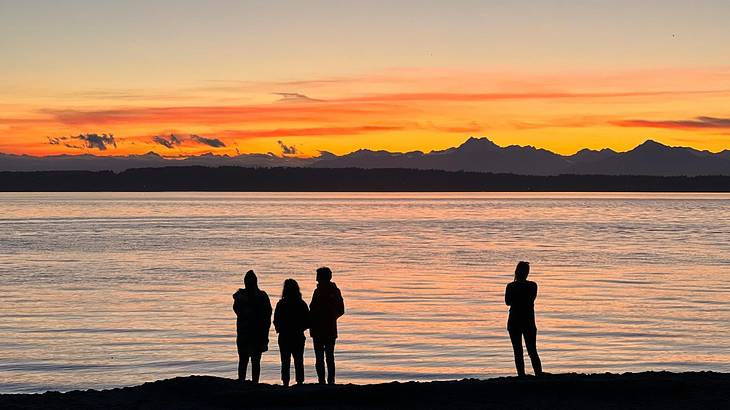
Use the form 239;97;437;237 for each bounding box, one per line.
2;166;730;192
3;372;729;409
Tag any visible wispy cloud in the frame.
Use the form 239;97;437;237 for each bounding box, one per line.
61;89;194;101
79;134;117;150
46;133;117;150
273;92;322;102
41;103;404;127
336;90;725;103
612;116;730;130
47;136;83;149
191;135;226;147
152;134;182;149
277;140;298;156
219;125;403;139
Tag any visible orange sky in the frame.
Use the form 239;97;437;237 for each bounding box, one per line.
2;66;730;157
1;2;729;157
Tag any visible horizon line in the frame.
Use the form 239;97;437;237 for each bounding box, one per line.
2;136;728;160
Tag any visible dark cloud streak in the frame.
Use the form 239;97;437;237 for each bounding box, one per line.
277;140;298;156
273;92;322;102
152;134;182;149
46;133;117;151
191;135;226;147
612;116;730;130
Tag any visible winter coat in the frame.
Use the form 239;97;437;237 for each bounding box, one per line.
233;288;272;352
309;281;345;341
274;297;310;341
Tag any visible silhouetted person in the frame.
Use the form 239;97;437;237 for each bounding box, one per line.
232;270;272;383
309;267;345;385
274;279;310;386
505;261;543;376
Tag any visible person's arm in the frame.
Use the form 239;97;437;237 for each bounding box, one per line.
334;289;345;318
301;301;310;331
532;282;538;302
309;289;319;313
505;284;513;306
264;293;273;330
273;301;281;333
232;292;241;315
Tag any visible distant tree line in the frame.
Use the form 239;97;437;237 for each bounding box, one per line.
0;166;729;192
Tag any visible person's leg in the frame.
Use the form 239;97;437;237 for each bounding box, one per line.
293;337;305;385
250;351;262;383
325;340;336;385
524;328;542;376
279;340;291;386
313;339;326;384
508;329;526;376
237;341;249;381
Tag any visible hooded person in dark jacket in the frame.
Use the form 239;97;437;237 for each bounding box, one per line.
232;270;272;383
309;267;345;385
274;279;310;386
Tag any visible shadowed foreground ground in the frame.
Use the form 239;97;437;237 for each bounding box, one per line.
3;372;729;409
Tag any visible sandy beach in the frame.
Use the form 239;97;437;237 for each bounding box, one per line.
3;372;729;409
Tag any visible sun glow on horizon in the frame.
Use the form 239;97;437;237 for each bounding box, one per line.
1;2;730;157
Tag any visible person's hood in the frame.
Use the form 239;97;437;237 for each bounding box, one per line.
234;287;260;299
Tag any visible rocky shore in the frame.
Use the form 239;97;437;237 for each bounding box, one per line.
3;372;729;409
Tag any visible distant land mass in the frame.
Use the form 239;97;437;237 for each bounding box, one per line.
2;167;729;192
3;137;730;176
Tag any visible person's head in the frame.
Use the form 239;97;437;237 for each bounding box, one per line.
282;278;302;300
316;266;332;283
514;261;530;282
244;269;258;289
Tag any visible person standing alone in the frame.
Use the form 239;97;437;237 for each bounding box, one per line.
233;270;272;383
505;261;543;377
309;267;345;385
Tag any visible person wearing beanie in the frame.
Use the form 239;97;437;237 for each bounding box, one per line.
232;269;272;383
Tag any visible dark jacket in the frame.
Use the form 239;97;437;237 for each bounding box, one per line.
233;288;272;352
309;281;345;341
274;298;310;340
505;280;538;331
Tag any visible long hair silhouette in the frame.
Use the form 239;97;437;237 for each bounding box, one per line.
282;278;302;300
514;261;530;282
505;261;542;377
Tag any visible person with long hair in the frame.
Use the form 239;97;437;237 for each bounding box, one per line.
273;279;310;386
232;270;272;383
505;261;543;376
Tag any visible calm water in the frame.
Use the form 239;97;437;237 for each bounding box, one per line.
1;192;729;393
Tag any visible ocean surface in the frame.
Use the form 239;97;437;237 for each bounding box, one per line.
1;192;729;393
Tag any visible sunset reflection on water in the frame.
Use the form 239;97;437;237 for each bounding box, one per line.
1;192;729;393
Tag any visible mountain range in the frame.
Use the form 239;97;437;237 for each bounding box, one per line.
2;137;730;176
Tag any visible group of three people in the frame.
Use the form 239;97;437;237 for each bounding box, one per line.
232;267;344;386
